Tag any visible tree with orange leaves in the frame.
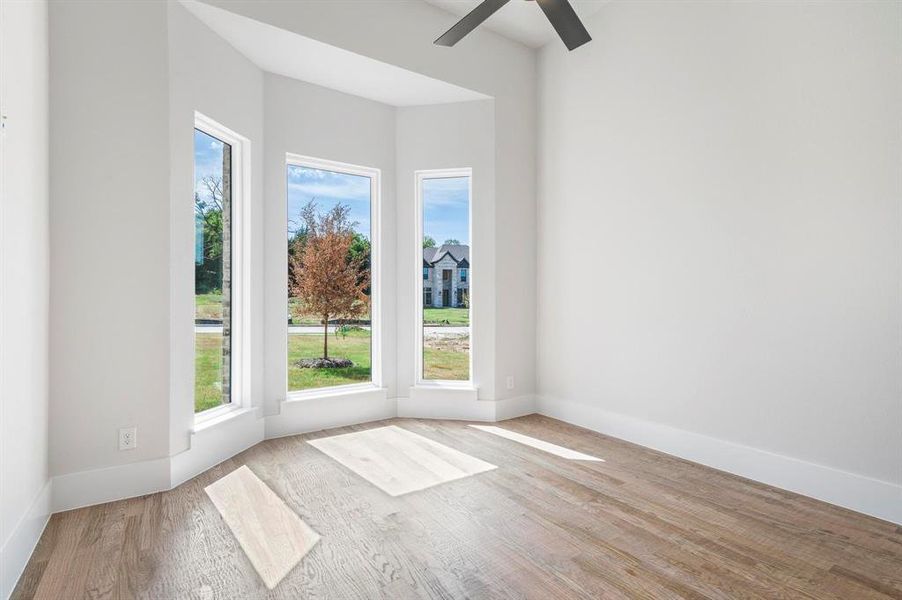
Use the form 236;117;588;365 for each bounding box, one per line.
289;201;369;360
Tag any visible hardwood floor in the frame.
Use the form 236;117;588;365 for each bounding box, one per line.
308;424;497;496
12;415;902;599
204;465;320;590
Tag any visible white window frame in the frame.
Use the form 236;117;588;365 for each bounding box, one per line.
285;153;382;399
194;112;252;425
414;168;473;387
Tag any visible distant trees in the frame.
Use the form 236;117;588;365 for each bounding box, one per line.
195;175;224;294
443;238;461;245
289;201;369;359
423;236;436;249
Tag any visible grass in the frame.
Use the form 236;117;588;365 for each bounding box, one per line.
423;333;470;381
195;328;470;413
423;307;469;326
195;293;223;321
195;333;225;413
288;329;371;391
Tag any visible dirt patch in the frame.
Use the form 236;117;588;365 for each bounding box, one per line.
424;333;470;353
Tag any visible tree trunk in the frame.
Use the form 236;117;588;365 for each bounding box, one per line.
323;315;329;359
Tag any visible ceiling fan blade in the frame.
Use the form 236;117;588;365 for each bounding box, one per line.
535;0;592;51
434;0;512;47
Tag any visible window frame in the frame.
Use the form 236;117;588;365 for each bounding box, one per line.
284;153;382;399
414;168;473;387
194;112;252;425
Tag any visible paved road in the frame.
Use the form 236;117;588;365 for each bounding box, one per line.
195;325;469;336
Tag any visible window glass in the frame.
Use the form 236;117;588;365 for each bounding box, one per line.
287;164;372;391
194;128;231;412
421;175;470;381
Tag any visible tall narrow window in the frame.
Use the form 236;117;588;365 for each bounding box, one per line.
286;156;379;394
194;128;232;412
417;170;472;383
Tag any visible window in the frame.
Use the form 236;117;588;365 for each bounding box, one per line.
286;155;380;394
194;114;248;415
423;266;429;280
416;170;472;383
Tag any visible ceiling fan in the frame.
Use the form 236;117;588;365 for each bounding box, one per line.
434;0;592;51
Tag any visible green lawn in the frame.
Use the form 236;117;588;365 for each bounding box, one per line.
195;293;223;321
423;307;469;326
423;333;470;381
195;328;469;413
288;329;371;391
195;333;225;413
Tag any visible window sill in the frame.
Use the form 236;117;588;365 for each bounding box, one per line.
414;381;476;391
192;405;256;434
284;383;385;404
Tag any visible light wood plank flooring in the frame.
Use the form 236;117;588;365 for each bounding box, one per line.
12;415;902;599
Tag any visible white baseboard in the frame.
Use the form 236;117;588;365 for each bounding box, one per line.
398;388;536;422
537;396;902;525
494;394;537;421
52;457;171;514
171;407;264;488
1;480;52;600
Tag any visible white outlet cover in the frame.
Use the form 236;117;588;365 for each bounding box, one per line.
119;427;137;450
506;376;515;390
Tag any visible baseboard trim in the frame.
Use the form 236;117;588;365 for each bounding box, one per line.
494;394;537;421
398;389;537;422
172;407;264;488
537;396;902;525
1;480;52;600
52;457;171;514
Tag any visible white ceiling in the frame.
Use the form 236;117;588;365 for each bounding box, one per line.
423;0;607;49
181;1;490;107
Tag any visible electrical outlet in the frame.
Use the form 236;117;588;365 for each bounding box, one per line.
119;427;137;451
506;375;515;390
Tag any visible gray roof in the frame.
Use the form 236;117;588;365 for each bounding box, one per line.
423;244;469;266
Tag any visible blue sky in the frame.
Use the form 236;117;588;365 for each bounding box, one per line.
423;176;469;245
194;129;225;201
195;136;469;246
287;165;371;238
194;129;225;264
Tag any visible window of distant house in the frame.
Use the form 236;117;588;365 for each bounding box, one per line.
194;126;233;413
416;170;472;383
286;155;380;394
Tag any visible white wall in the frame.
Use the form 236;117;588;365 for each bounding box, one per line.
395;102;496;396
43;0;535;511
537;1;902;522
167;0;265;455
262;73;397;413
0;0;51;595
49;0;171;477
201;0;538;402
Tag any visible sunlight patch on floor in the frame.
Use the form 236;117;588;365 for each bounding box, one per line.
205;465;320;590
308;425;496;496
470;425;604;461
